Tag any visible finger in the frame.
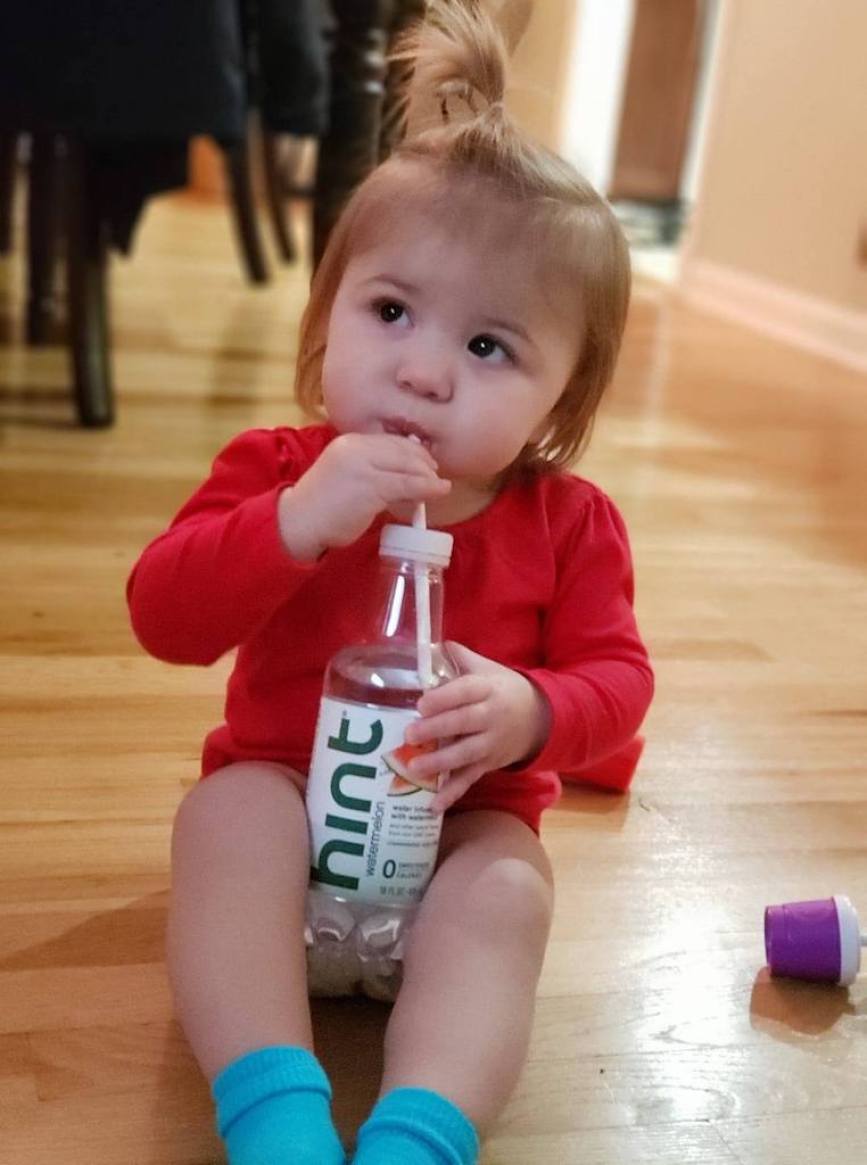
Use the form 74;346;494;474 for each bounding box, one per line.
409;733;488;781
406;700;489;745
378;471;451;503
431;763;488;813
367;445;442;478
373;435;440;471
399;474;452;500
416;676;492;717
444;641;502;675
363;441;449;492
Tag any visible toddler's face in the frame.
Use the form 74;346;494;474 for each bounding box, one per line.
321;214;580;490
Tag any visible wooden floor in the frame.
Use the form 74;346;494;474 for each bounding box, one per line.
2;193;867;1165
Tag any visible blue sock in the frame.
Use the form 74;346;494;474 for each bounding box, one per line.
352;1088;480;1165
212;1045;345;1165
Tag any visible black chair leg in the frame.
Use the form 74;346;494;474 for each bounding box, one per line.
262;133;296;263
64;137;114;428
0;133;17;255
26;132;63;345
313;0;391;268
223;136;269;285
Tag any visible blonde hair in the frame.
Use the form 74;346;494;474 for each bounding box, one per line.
295;0;631;477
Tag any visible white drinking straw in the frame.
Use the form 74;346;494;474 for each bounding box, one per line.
406;434;434;687
412;499;434;688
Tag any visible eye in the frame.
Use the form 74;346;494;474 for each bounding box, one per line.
375;300;406;324
468;334;512;363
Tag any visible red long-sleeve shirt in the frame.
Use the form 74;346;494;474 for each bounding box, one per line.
127;424;653;830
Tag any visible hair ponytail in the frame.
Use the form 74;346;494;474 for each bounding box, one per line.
392;1;509;131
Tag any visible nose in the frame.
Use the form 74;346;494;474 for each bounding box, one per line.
395;347;453;402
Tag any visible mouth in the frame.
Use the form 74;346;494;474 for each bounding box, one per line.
382;417;433;449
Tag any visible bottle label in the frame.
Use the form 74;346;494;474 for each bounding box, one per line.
306;696;443;906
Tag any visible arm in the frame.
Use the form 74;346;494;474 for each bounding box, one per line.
515;492;654;777
127;427;451;666
405;490;654;807
126;429;323;665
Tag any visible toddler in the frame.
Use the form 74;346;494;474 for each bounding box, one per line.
127;3;653;1162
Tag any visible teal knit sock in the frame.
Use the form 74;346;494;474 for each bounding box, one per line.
212;1045;346;1165
352;1088;480;1165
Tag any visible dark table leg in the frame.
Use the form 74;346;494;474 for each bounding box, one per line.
0;133;17;255
262;132;296;263
64;137;114;428
26;132;63;345
223;134;269;285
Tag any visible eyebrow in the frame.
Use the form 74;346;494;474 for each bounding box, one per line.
359;275;420;296
478;316;534;347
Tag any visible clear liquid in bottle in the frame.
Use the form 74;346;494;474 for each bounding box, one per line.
304;523;455;999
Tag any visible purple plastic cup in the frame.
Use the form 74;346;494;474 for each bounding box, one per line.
764;895;861;985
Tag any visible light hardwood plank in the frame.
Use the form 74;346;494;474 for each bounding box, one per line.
2;193;867;1162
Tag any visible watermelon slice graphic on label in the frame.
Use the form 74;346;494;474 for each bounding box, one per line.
384;740;440;795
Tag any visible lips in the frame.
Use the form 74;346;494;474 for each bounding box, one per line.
382;417;433;448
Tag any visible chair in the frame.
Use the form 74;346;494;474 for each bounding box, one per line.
0;134;16;255
0;1;328;427
312;0;426;267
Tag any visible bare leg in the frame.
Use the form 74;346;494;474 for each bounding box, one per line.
379;810;554;1134
166;761;313;1082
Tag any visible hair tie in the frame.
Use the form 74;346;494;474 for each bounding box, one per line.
437;80;480;124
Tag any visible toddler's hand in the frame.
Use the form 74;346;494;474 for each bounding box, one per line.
404;643;551;813
278;433;450;560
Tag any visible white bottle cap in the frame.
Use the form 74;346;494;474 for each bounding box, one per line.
833;894;862;986
380;523;453;567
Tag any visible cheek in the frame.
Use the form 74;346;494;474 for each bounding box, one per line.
321;312;356;397
321;340;384;433
450;406;532;470
320;343;353;422
319;344;338;406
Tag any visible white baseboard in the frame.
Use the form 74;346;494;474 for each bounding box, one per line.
677;258;867;374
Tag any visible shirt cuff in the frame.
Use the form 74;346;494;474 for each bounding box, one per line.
506;667;589;774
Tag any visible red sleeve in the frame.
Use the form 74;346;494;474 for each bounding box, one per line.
126;428;325;665
514;489;654;779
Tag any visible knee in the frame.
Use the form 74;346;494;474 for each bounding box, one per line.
172;762;307;856
464;857;554;948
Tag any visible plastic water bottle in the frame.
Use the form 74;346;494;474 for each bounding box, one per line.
305;522;456;999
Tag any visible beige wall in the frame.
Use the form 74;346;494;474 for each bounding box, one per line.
503;0;574;149
685;0;867;314
405;0;572;149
